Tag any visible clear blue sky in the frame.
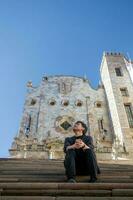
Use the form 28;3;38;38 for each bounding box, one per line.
0;0;133;157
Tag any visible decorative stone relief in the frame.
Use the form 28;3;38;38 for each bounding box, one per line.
58;79;72;94
55;115;75;133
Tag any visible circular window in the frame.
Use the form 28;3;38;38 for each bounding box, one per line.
95;101;102;108
50;101;55;105
62;100;69;106
75;100;83;107
49;99;56;106
30;99;36;106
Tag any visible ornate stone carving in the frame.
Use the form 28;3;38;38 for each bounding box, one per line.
58;79;72;94
55;115;74;133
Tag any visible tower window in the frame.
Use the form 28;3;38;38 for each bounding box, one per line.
96;103;102;108
30;99;36;106
98;119;104;130
120;88;129;97
115;68;123;76
124;104;133;128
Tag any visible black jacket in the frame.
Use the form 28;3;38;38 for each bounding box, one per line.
63;134;94;153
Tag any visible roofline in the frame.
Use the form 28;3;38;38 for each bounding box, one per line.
41;74;101;91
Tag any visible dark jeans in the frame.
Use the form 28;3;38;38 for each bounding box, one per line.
64;148;99;179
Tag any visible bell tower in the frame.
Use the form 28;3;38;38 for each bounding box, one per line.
100;52;133;158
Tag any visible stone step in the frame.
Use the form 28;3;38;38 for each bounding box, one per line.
0;170;133;177
0;179;133;183
1;170;133;175
0;174;131;179
0;168;132;173
0;169;130;173
0;172;131;177
1;184;133;197
1;164;128;168
2;160;132;165
1;197;55;200
0;159;133;167
1;160;133;167
1;169;133;175
1;197;133;200
112;189;133;196
0;174;133;181
0;167;132;170
0;173;131;178
1;189;111;196
0;159;133;198
0;165;64;169
1;169;133;174
1;187;133;198
0;176;66;182
1;178;133;183
1;189;133;197
0;169;65;175
1;182;133;190
0;160;63;165
0;166;132;171
0;167;132;172
0;166;133;172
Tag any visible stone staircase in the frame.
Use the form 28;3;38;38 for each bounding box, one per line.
0;158;133;200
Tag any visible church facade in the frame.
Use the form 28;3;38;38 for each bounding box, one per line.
9;52;133;160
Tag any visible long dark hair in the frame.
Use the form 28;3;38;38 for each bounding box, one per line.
75;121;88;134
